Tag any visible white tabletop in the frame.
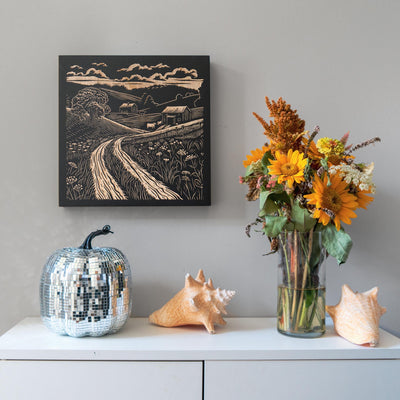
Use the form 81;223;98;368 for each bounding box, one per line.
1;317;399;361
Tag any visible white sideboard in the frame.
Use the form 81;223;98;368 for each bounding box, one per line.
1;318;399;400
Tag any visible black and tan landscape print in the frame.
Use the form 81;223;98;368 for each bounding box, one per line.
59;56;210;206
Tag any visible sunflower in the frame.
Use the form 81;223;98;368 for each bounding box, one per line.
355;190;374;210
304;173;358;230
268;149;308;188
243;145;269;168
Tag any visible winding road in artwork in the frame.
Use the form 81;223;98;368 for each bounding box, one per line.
90;136;182;201
113;137;182;200
90;139;127;200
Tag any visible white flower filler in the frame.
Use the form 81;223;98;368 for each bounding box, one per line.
329;162;376;193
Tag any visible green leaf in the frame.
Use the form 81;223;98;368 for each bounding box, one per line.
321;224;353;265
269;190;291;205
261;150;273;174
320;157;331;185
259;198;278;217
263;216;288;238
259;189;287;208
284;221;295;231
304;289;316;308
245;165;254;177
259;190;269;209
259;189;290;217
291;201;316;232
309;232;324;270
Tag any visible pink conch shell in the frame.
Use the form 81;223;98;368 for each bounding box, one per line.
326;284;386;347
149;269;236;334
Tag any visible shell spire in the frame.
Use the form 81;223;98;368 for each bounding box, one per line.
196;269;206;283
185;273;200;288
326;284;387;347
149;269;236;334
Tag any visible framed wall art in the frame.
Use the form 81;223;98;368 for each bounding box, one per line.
59;55;210;206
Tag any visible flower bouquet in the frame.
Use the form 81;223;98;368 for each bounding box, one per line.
240;97;380;337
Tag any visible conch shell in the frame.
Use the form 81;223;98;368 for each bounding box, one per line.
149;269;236;334
326;284;386;347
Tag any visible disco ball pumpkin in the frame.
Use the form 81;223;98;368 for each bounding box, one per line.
40;225;132;337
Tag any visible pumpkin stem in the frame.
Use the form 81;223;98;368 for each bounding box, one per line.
79;225;113;249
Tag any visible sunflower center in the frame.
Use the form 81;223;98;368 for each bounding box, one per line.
321;188;342;213
281;163;299;176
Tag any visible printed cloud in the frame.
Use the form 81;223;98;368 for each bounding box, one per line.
116;74;151;82
67;68;108;79
117;63;170;73
149;73;166;81
163;68;198;80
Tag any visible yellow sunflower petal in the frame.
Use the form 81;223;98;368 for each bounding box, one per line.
294;174;304;184
305;172;358;228
275;151;285;162
243;146;269;167
334;216;341;231
290;150;299;164
356;191;374;210
304;193;317;205
320;212;331;226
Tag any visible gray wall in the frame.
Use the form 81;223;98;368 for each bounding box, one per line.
1;0;399;336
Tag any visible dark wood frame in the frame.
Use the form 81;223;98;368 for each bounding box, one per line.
59;55;210;206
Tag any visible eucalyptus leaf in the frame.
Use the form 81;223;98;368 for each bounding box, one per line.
263;216;288;238
321;224;353;265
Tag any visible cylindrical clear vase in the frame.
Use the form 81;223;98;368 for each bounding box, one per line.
277;230;326;338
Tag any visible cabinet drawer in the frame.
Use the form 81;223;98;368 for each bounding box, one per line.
205;360;400;400
0;360;202;400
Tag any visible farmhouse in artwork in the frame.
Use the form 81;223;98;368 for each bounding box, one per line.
119;102;138;114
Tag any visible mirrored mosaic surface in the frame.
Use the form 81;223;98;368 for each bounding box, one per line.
40;247;131;337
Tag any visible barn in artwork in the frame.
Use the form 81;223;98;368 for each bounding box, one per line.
161;106;192;125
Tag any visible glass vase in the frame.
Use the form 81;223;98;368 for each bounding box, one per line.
277;230;326;338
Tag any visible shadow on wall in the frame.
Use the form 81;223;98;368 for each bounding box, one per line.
132;281;176;318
